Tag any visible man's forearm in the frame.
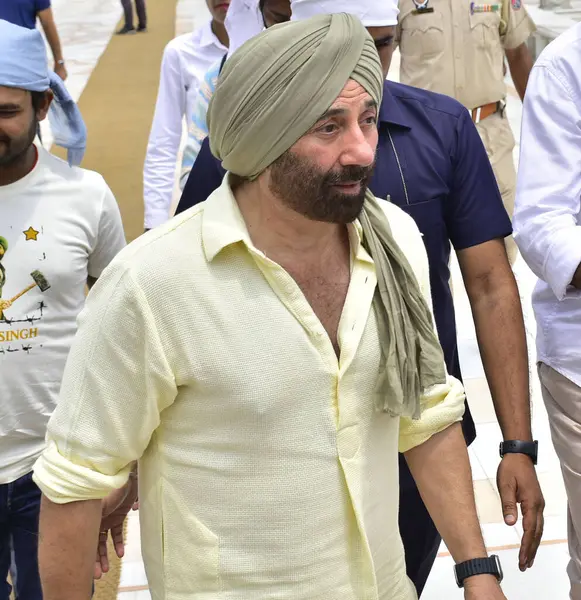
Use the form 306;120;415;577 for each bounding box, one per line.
39;9;64;62
39;496;101;600
470;278;532;441
405;423;487;563
506;44;534;101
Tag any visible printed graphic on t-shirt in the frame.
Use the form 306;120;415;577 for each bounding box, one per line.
0;226;50;355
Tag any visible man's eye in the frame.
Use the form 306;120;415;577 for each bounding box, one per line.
375;37;394;49
319;124;338;134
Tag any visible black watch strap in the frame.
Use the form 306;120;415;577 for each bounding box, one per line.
454;555;503;588
499;440;538;465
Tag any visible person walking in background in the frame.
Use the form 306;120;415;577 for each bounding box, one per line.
117;0;147;34
396;0;536;265
513;22;581;600
142;0;229;231
0;19;126;600
177;0;291;195
0;0;68;80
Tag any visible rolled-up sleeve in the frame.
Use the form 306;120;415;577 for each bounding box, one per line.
399;376;466;453
513;64;581;301
33;260;177;503
389;203;466;453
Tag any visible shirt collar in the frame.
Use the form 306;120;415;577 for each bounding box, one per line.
202;176;253;262
202;175;374;266
199;19;228;51
379;82;413;129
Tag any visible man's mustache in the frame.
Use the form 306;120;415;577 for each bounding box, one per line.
323;162;376;185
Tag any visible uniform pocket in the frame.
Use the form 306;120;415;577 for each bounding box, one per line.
400;12;445;57
469;12;501;48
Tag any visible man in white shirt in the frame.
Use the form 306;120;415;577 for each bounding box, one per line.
0;20;126;600
142;0;230;231
513;22;581;600
36;14;507;600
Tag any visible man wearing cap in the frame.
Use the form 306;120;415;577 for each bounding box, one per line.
0;19;126;600
37;14;506;600
175;0;544;593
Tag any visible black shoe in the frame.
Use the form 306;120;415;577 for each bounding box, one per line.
137;24;147;32
116;25;136;35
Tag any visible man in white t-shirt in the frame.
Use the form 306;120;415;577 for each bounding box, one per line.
0;20;126;600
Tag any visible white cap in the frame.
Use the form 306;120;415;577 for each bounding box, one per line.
290;0;399;26
225;0;264;58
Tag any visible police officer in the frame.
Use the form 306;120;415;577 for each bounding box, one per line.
397;0;535;265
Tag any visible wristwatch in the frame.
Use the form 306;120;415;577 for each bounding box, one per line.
499;440;538;465
454;555;503;588
56;59;65;65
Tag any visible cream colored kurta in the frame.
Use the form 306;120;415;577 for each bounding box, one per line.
33;179;465;600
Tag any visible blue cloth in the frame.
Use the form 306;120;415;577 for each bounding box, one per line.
0;472;43;600
176;81;513;447
0;19;86;166
0;0;50;30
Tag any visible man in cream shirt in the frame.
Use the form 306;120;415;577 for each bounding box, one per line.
35;14;507;600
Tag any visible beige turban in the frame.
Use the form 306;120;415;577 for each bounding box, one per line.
209;13;446;418
208;13;382;178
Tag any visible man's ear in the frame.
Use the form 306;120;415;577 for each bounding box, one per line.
36;90;54;122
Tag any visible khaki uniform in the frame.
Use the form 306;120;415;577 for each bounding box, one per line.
397;0;536;264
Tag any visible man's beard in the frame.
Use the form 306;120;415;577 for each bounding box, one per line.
0;117;38;168
268;149;374;224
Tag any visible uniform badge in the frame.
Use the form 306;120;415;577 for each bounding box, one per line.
511;0;522;10
470;1;501;13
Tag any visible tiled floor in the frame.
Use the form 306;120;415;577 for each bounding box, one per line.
51;0;571;597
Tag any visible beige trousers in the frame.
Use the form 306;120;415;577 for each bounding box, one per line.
539;362;581;600
476;111;518;266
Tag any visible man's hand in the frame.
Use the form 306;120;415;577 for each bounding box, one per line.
94;476;138;579
497;454;545;571
464;575;507;599
0;299;11;311
54;62;68;81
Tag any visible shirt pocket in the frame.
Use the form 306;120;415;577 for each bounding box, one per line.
400;12;445;57
469;12;501;49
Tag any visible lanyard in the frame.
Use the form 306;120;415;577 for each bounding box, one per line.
387;128;410;206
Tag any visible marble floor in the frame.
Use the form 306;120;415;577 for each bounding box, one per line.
47;0;571;597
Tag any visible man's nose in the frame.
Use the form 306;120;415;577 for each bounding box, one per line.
339;125;376;167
